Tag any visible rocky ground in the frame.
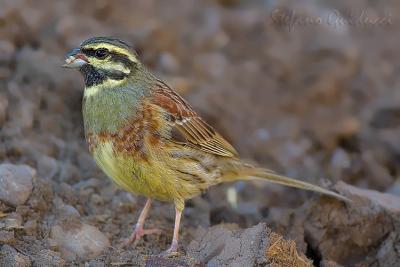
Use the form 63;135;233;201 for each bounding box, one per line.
0;0;399;266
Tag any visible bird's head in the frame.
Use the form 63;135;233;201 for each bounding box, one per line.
63;37;141;87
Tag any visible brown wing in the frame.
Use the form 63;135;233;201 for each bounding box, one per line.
150;79;238;158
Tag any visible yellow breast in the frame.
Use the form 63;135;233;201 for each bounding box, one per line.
92;140;180;203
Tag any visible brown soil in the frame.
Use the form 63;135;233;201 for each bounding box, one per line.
0;0;399;266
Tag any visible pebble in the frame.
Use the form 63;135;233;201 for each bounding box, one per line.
50;221;110;261
0;164;35;207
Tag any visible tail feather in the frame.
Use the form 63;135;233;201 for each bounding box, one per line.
246;168;350;202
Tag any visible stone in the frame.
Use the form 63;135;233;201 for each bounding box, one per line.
0;164;35;207
50;220;110;261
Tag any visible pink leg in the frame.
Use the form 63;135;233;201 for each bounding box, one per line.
122;198;161;247
161;208;182;256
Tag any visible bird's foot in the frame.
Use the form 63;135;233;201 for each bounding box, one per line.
159;241;180;257
122;226;161;248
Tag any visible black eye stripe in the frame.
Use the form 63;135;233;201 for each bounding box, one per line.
81;48;96;57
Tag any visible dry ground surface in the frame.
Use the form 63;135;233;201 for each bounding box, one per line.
0;0;399;266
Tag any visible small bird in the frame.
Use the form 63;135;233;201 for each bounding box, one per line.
63;37;348;255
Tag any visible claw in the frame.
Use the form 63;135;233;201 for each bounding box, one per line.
122;227;161;248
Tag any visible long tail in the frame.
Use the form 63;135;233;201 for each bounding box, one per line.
226;165;350;202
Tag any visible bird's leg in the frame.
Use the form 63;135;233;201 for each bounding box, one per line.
161;207;182;256
122;198;161;247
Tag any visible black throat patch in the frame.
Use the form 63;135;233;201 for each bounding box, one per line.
80;64;106;87
79;64;128;87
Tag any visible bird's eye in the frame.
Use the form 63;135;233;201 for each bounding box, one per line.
95;48;108;59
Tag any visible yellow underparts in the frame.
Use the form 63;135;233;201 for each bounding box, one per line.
92;140;214;211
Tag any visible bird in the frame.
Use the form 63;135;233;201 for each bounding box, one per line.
63;37;349;255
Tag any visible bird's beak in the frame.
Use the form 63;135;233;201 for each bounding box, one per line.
62;48;88;68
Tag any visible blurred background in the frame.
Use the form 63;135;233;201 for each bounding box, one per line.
0;0;399;265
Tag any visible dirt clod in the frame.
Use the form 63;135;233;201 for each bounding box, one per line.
273;182;400;266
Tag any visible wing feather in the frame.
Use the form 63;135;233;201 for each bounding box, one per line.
150;80;238;158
